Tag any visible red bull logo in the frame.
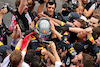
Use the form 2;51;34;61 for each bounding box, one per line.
41;30;47;33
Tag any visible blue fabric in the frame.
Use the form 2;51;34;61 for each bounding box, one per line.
0;45;11;59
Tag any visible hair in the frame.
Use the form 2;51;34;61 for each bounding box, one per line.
10;50;22;67
73;42;84;54
24;49;36;64
82;53;95;67
92;26;100;40
93;9;100;16
15;0;20;9
62;3;68;9
46;2;56;8
92;15;100;23
76;19;86;29
30;55;41;67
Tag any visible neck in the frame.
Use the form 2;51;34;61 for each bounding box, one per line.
17;62;22;67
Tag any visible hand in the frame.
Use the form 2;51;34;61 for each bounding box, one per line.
49;20;56;32
85;27;92;34
38;13;49;18
30;20;35;29
41;48;48;55
14;24;21;31
49;41;56;50
0;8;8;15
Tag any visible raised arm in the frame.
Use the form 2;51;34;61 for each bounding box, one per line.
37;0;48;14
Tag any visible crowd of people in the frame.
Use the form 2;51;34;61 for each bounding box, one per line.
0;0;100;67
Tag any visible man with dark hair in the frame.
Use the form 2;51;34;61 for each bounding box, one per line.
71;52;95;67
24;49;36;65
30;55;41;67
88;15;100;29
37;0;61;20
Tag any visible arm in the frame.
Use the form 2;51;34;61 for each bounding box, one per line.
15;38;23;50
83;9;94;18
83;3;96;18
69;27;83;33
37;3;45;14
41;48;55;64
37;0;48;14
86;27;100;54
50;21;62;41
49;41;61;62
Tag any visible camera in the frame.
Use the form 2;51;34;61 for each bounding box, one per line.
2;3;17;15
62;2;78;16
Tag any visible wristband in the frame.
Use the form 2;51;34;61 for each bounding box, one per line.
15;47;20;50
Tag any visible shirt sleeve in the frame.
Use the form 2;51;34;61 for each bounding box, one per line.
90;2;97;10
21;51;26;57
86;37;100;54
55;61;62;67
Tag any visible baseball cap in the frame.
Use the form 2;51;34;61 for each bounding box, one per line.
0;45;11;62
67;12;80;21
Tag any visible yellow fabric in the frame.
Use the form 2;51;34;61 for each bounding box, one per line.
35;20;39;29
69;47;74;53
89;37;95;45
37;47;44;49
0;41;3;46
31;36;36;40
61;21;65;26
63;32;68;35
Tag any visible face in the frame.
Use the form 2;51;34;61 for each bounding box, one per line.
46;3;56;17
24;2;29;13
78;6;84;16
95;37;100;47
71;52;83;65
83;0;88;4
89;17;99;28
77;29;87;39
73;20;81;28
